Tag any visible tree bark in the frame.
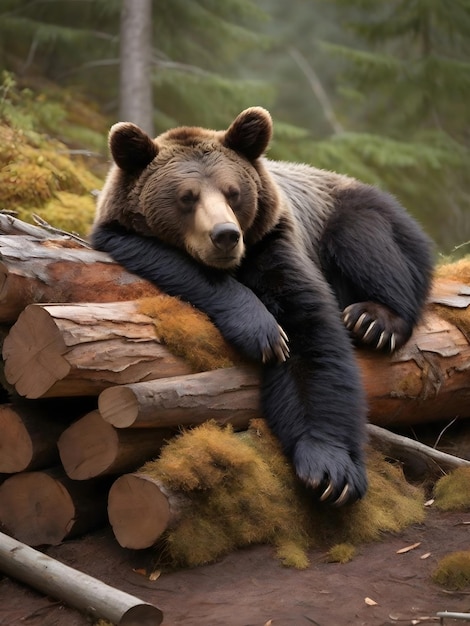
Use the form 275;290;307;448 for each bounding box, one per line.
0;531;163;625
2;301;193;399
0;235;160;323
119;0;154;136
98;366;261;429
0;468;111;546
58;410;173;480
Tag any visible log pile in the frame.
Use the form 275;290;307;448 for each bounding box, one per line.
0;214;470;551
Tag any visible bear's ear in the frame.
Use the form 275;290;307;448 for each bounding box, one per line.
224;107;273;161
109;122;158;173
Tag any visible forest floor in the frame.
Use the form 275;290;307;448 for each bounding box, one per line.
0;507;469;626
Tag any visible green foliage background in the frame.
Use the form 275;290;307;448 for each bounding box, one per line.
0;0;468;252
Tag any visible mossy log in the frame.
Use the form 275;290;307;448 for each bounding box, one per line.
107;424;470;551
0;468;111;546
2;301;193;398
57;410;173;480
0;234;160;323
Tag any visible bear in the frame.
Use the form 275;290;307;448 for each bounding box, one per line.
91;107;434;506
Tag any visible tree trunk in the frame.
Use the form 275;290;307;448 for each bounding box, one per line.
0;468;111;546
0;235;160;323
2;301;193;399
58;410;173;480
119;0;154;136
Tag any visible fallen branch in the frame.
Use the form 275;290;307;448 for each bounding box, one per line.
0;530;163;625
367;424;470;472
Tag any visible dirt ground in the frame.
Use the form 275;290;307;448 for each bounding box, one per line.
0;507;469;626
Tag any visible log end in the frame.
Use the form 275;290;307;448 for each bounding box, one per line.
58;410;119;480
99;386;138;428
108;474;171;549
0;472;75;546
0;406;33;473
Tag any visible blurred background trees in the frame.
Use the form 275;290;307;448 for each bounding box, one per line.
0;0;468;252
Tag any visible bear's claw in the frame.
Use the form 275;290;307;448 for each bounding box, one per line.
262;325;290;363
342;302;410;353
293;437;367;506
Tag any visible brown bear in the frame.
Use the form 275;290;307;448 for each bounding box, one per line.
91;107;433;506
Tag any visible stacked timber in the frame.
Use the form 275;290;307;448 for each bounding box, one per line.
0;213;470;550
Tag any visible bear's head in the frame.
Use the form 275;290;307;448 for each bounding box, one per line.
95;107;282;269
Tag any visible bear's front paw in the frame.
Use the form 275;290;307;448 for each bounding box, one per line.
293;438;367;506
261;324;290;363
221;312;289;363
342;302;411;352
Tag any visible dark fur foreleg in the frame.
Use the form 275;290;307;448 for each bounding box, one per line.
238;234;368;505
91;223;288;363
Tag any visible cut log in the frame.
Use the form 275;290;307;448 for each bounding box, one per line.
58;410;173;480
107;473;182;550
0;400;92;473
0;531;163;625
0;468;111;546
107;424;470;550
2;301;193;399
4;279;470;424
98;365;261;429
97;310;470;429
0;234;160;323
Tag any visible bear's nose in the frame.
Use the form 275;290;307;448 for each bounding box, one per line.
210;223;241;252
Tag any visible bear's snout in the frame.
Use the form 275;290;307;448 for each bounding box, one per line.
210;223;241;252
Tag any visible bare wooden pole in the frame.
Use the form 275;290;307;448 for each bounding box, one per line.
0;531;163;625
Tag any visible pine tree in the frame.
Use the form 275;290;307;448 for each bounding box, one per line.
0;0;272;132
315;0;470;250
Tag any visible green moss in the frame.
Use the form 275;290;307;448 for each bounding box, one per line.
140;420;425;570
0;123;102;235
326;543;356;564
432;551;470;590
433;467;470;511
